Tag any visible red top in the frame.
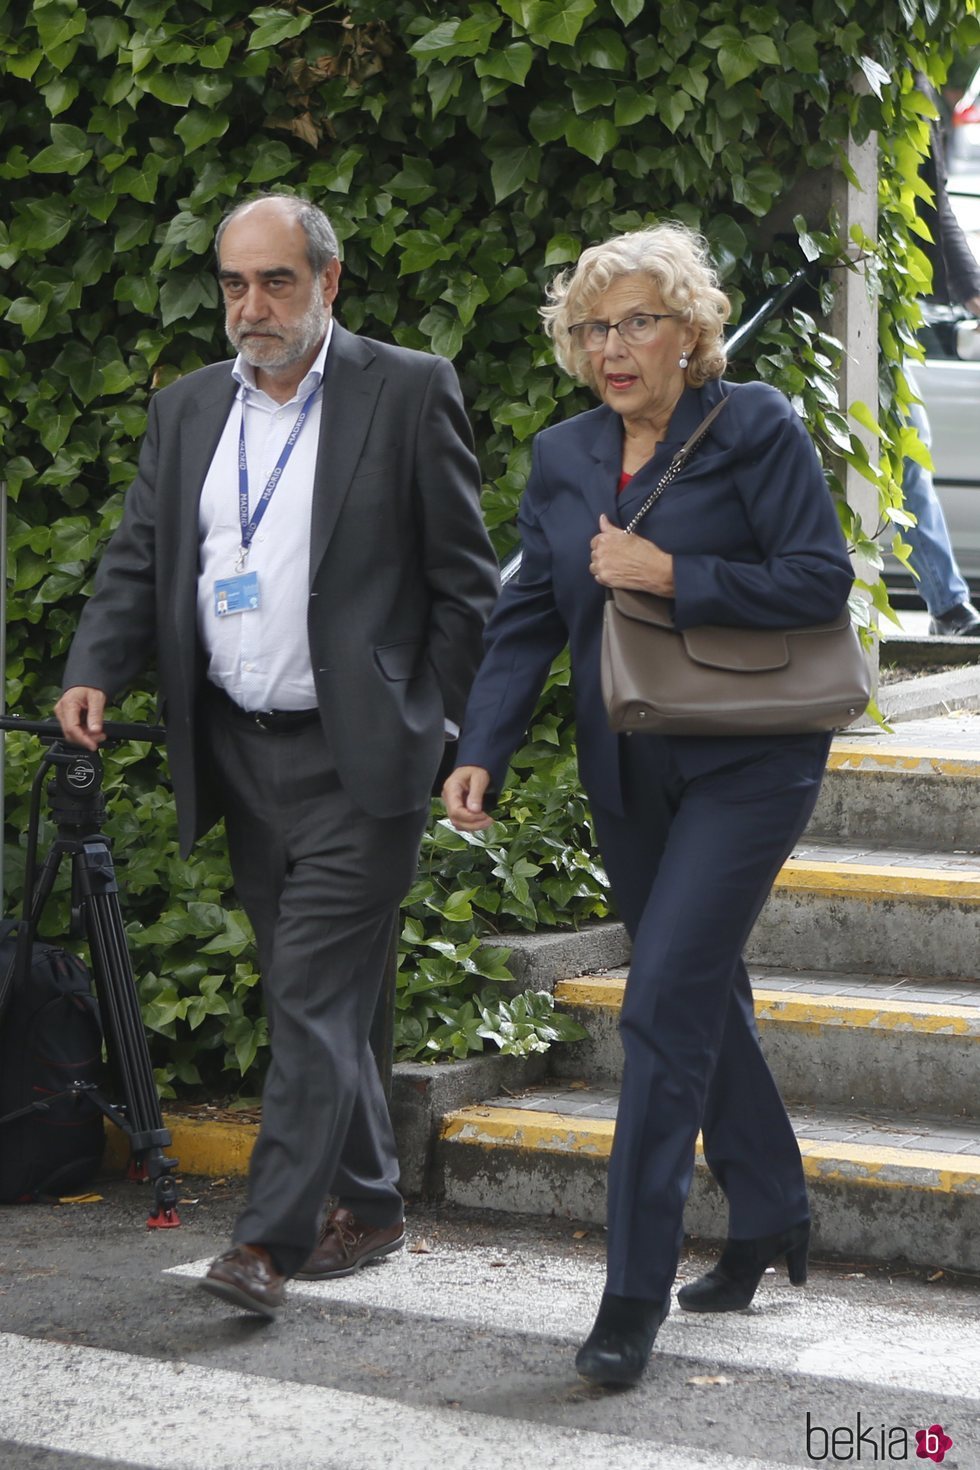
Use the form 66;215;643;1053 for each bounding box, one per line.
618;471;633;492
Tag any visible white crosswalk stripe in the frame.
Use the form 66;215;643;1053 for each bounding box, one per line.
0;1331;773;1470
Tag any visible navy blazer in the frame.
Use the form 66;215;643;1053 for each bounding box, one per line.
456;377;854;815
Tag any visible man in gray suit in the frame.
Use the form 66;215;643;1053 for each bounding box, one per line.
55;194;499;1318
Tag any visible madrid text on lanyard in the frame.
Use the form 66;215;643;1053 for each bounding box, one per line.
213;391;318;620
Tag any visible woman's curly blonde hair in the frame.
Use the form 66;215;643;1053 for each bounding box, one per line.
540;222;730;391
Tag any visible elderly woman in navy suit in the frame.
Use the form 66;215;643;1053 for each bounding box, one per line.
443;222;854;1387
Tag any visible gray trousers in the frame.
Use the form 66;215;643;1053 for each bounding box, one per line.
205;696;428;1275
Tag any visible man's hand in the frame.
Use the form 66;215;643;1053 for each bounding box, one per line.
589;513;675;595
54;687;108;750
962;293;980;317
442;765;494;831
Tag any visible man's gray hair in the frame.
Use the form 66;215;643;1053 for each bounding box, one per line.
214;194;340;273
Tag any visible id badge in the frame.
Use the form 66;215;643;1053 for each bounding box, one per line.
214;571;260;617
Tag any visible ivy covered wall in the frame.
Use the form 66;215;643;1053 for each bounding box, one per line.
0;0;976;1091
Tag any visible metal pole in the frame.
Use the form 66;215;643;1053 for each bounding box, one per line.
0;479;7;905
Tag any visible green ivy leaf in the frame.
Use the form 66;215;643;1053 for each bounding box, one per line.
474;43;534;85
33;6;88;68
139;69;194;107
577;27;628;70
716;37;777;87
490;144;541;203
162;210;215;258
29;123;93;176
89;15;129;59
544;233;580;266
525;99;566;144
6;49;44;81
111;157;166;204
198;36;234;68
571;77;617;113
614;88;654;127
439;275;490;327
158;272;218;327
532;0;596;47
52;341;104;405
659;89;694;134
387;158;438;205
5;297;48;338
784;20;820;73
440;888;478;923
247;7;313;50
40;76;80;116
397;229;456;274
306;147;362;194
564;115;620;164
174;109;230;154
426;64;462;116
420;306;465;359
114;275;161;314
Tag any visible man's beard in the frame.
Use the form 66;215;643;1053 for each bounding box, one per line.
227;292;329;373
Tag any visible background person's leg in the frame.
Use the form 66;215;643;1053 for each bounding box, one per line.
902;383;978;630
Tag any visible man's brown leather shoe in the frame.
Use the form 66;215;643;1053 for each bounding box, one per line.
296;1206;404;1280
198;1244;286;1319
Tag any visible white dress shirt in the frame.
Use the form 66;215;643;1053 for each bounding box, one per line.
197;324;333;711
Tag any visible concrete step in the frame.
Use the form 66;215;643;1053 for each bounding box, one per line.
438;1086;980;1273
549;968;980;1119
811;721;980;848
479;843;980;1005
749;843;980;977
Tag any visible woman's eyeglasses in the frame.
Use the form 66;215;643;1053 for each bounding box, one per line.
567;313;680;350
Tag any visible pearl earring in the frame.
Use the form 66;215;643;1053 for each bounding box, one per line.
679;353;690;370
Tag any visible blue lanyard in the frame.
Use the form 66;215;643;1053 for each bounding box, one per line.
236;388;318;570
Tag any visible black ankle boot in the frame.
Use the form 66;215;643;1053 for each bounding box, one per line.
575;1291;668;1386
676;1220;810;1313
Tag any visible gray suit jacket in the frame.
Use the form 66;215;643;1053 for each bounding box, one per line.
63;324;500;855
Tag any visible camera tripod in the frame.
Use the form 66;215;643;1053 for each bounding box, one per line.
0;714;180;1227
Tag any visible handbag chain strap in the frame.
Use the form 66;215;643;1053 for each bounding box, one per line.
623;394;731;535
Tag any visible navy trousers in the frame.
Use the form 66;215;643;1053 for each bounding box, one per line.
590;730;831;1303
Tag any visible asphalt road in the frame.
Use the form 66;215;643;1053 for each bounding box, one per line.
0;1175;976;1469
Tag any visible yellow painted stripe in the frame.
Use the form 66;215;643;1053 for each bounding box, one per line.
754;990;978;1036
828;743;980;779
440;1106;615;1156
555;976;626;1009
556;978;980;1037
441;1105;980;1195
774;860;980;903
103;1112;259;1177
796;1138;980;1194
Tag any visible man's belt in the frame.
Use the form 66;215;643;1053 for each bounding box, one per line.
206;684;320;733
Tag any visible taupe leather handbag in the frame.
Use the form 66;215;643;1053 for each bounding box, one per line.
600;396;871;736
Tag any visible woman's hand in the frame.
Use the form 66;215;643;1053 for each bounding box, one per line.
590;513;675;595
442;765;494;831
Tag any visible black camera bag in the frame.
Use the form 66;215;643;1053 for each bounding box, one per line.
0;919;105;1202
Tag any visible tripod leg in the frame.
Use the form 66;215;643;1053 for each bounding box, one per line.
76;840;181;1227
